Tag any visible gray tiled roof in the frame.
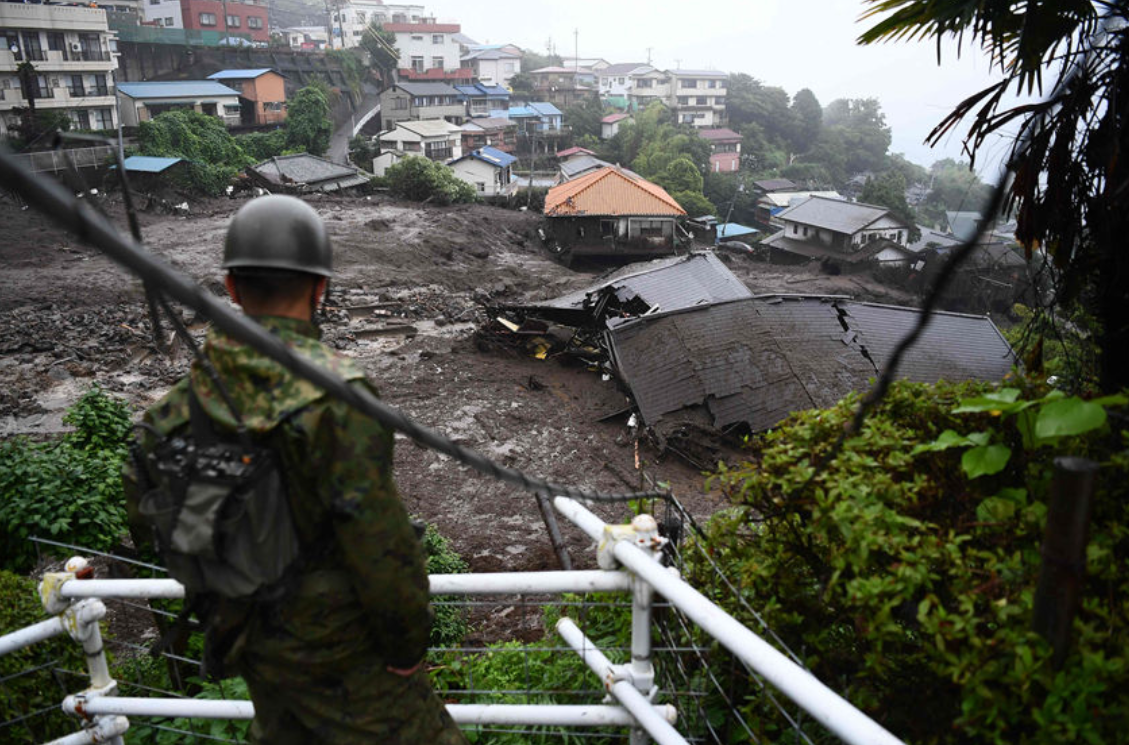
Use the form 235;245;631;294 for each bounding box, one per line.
249;154;367;191
778;196;902;234
393;81;459;96
543;252;752;314
608;296;1015;432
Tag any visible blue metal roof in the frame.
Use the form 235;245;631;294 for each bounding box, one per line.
508;106;538;118
207;69;276;80
718;223;758;239
455;83;510;99
529;102;562;116
118;156;184;173
469;146;517;168
117;81;241;99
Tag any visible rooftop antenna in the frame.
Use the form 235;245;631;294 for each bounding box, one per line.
674;58;682;70
646;47;652;65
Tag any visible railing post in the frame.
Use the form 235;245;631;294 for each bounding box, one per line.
629;515;660;745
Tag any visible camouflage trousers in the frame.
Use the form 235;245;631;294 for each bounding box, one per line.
242;664;467;745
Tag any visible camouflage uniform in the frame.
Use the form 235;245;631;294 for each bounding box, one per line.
125;316;467;745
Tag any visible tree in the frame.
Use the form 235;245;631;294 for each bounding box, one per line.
655;156;704;194
670;190;716;218
564;95;604;141
861;170;922;243
385;156;477;205
508;72;534;96
521;49;563;73
285;84;332;156
860;1;1129;391
820;98;892;177
359;21;398;85
789;88;822;154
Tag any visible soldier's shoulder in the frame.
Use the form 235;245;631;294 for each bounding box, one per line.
144;377;191;434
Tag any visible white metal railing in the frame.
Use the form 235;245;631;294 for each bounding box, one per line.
1;499;906;745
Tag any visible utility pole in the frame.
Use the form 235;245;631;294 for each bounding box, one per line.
573;28;578;72
646;47;652;66
322;0;333;49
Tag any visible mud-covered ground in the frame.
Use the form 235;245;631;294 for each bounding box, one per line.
0;188;918;575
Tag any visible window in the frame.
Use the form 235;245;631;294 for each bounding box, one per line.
696;96;707;105
707;79;717;88
21;33;45;61
476;182;486;193
164;16;174;25
92;108;113;129
394;96;408;110
79;34;105;61
600;219;615;238
792;224;798;235
199;12;217;25
802;226;809;237
411;35;424;41
148;0;160;5
432;56;443;69
223;104;240;115
30;75;52;98
392;13;406;22
677;96;689;105
682;79;697;88
92;73;108;96
226;15;240;27
432;34;443;44
71;109;91;129
504;62;515;72
356;11;366;22
264;101;283;111
375;13;386;22
68;74;85;97
248;16;263;29
354;30;362;36
410;56;424;73
46;32;65;56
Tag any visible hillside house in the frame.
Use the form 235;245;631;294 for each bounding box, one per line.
597;63;651;104
601;113;631;139
698;127;741;172
448;146;516;197
377;118;463;164
206;68;285;125
543;166;688;262
461;44;522;87
761;196;915;268
454;82;509;117
379;81;464;127
461;117;516;153
668;69;727;127
116;80;242;127
754;190;843;229
528;66;595;108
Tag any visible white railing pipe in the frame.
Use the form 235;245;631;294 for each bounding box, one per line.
0;616;66;656
62;696;677;728
553;497;906;745
52;572;632;602
431;570;631;595
43;716;128;745
557;617;687;745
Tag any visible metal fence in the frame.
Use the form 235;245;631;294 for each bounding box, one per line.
0;499;905;745
10;147;115;174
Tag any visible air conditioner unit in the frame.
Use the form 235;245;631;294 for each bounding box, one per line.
70;42;82;52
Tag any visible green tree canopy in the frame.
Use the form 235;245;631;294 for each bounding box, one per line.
820;97;892;178
563;95;605;141
861;170;921;243
655;156;704;194
385;156;477;205
359;21;399;81
285;84;332;156
670;189;716;218
789;88;822;154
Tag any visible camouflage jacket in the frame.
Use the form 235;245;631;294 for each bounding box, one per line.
124;316;433;673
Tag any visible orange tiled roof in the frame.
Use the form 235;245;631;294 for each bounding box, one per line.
544;167;687;217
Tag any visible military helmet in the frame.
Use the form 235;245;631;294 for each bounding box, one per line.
222;195;333;277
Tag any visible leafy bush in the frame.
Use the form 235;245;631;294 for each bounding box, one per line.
670;189;715;218
700;380;1129;743
150;677;251;744
285;84;332;156
0;386;132;572
422;522;469;648
138;109;254;195
385;156;477;205
236;129;289;162
349;135;378;170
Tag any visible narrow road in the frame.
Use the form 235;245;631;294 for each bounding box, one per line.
327;90;381;165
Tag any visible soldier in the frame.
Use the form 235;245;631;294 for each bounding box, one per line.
125;195;467;744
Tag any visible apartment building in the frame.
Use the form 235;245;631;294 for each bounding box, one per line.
384;22;462;76
327;1;425;50
178;0;269;44
0;2;119;136
668;70;727;127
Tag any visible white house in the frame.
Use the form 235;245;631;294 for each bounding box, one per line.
0;2;120;135
460;44;522;88
377;118;463;164
628;68;671;110
142;0;184;29
762;196;915;266
384;21;463;75
327;1;424;50
447;146;516;197
280;26;330;50
600;113;631;140
597;63;650;99
668;69;728;127
116;80;242;127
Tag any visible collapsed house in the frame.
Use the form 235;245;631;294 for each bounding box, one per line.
248;154;369;193
485;252;1016;462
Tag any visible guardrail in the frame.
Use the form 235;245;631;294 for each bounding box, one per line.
1;499;906;745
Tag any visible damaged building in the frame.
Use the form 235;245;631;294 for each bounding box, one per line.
485;252;1017;463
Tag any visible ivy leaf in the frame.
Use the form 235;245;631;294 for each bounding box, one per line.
911;429;972;454
1035;397;1107;439
976;496;1018;522
961;444;1012;479
953;388;1022;413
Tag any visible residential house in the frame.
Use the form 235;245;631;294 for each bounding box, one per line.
461;116;515;153
668;69;727;127
543;166;688;262
754;190;843;229
142;0;184;30
556;146;594;161
248;154;368;192
377;118;462;164
454;82;509;117
498;101;564;140
601;113;631;139
597;62;650;106
379;81;464;127
178;0;269;43
698;127;741;172
752;177;796;194
0;2;119;136
448;146;516;197
326;1;424;50
116;80;242;127
559;57;609;72
384;22;470;81
558;153;614;182
206;69;285;125
461;44;522;88
628;68;673;111
761;195;915;268
527;66;594;108
280;26;330;50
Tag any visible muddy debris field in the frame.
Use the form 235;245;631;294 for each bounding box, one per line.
0;191;916;577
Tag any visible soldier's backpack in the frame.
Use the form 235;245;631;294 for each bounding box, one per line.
133;387;301;677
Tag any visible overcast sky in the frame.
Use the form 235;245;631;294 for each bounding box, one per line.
424;0;1020;178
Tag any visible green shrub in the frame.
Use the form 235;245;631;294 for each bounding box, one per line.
700;380;1129;744
236;129;289;162
138;109;254;195
285;85;332;156
385;156;477;205
150;676;251;744
0;386;132;572
422;522;469;648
